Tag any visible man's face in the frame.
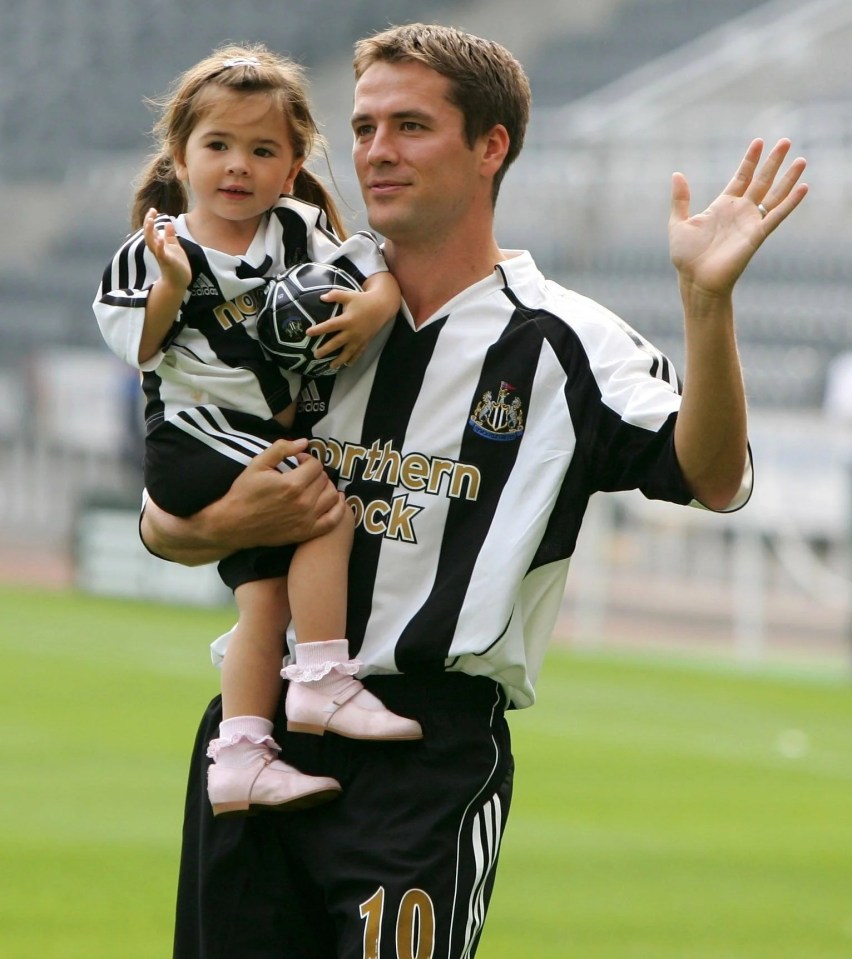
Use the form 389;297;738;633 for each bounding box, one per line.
351;60;486;246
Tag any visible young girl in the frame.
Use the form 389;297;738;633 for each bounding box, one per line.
94;44;421;818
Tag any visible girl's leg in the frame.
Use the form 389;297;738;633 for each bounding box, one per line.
206;576;341;817
287;505;354;644
284;509;423;741
222;576;291;721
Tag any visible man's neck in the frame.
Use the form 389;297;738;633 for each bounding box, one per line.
385;233;505;328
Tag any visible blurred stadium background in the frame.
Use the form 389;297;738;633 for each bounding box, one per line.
2;4;851;958
0;0;849;670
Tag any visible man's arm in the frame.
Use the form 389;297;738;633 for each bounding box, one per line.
668;138;807;510
140;438;348;564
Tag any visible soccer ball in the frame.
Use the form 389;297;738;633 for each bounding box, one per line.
256;262;362;378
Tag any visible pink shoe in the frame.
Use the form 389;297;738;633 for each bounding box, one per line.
285;675;423;741
207;752;342;818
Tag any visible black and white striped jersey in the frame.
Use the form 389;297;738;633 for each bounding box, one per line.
293;251;752;708
94;196;387;433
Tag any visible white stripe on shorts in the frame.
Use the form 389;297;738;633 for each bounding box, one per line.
449;686;506;958
460;795;503;958
171;406;299;471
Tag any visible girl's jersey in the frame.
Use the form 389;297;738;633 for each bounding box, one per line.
94;195;387;432
291;251;753;708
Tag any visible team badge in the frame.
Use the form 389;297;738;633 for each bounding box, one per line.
469;381;525;441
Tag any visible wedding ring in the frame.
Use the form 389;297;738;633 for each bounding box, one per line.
757;202;768;218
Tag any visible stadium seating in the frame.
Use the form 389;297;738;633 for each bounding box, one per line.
0;0;850;409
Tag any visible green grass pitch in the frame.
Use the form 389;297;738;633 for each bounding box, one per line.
2;584;851;958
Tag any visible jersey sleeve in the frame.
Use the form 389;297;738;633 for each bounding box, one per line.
303;222;387;286
93;222;184;371
562;293;753;512
324;231;388;286
268;196;388;285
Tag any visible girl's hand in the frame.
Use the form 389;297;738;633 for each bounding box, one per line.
308;272;401;369
143;207;192;292
138;208;192;364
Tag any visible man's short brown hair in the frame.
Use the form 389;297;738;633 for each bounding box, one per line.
354;23;531;203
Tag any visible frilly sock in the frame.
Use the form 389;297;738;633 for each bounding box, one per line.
281;639;361;684
207;715;279;765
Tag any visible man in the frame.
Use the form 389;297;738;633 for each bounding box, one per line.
143;23;807;959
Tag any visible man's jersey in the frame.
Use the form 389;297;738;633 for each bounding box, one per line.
293;251;752;708
93;196;387;433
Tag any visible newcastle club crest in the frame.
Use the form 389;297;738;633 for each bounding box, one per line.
469;381;525;441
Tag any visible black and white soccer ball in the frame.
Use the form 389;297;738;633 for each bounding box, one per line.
256;262;362;378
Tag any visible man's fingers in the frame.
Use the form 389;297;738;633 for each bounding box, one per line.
249;437;308;471
310;491;349;538
720;137;764;198
674;139;807;234
745;138;792;204
759;181;809;233
757;156;808;221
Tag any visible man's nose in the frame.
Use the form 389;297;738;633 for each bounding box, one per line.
366;128;397;165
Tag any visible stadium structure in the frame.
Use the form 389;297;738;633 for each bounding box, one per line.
0;0;849;663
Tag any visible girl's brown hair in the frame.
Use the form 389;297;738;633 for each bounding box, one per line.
131;43;345;236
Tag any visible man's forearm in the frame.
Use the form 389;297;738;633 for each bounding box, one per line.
139;439;350;566
674;288;749;510
140;498;231;566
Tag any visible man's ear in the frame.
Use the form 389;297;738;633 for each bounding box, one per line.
480;124;511;176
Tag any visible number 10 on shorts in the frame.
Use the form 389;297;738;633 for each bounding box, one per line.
360;886;436;959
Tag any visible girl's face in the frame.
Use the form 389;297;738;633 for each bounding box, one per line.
175;88;303;250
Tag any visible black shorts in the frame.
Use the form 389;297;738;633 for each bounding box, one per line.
145;406;298;590
173;672;514;959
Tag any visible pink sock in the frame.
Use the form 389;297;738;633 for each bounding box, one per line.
208;716;276;766
283;640;359;685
